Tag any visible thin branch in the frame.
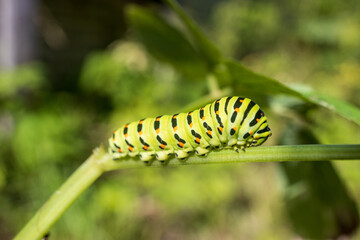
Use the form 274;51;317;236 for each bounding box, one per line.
102;144;360;171
14;144;360;240
14;148;108;240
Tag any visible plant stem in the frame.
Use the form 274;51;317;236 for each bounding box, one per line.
14;148;111;240
14;144;360;240
102;144;360;171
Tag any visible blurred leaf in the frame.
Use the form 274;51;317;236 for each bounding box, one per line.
299;89;360;126
212;1;282;57
0;63;44;99
225;60;306;98
80;49;153;106
281;161;359;238
126;5;208;78
297;17;343;46
226;60;360;126
279;124;359;238
79;41;206;110
0;164;5;190
128;1;360;129
164;0;222;67
12;107;85;168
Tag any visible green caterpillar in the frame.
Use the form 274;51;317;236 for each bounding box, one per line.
109;96;272;163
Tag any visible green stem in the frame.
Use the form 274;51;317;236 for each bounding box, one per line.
102;144;360;171
14;148;111;240
14;144;360;240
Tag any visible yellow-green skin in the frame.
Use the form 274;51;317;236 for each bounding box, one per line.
109;96;272;163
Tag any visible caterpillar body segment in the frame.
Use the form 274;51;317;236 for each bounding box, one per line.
109;96;272;163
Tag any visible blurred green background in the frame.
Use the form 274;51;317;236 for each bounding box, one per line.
1;0;360;239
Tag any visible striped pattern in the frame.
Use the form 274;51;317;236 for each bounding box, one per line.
109;96;272;163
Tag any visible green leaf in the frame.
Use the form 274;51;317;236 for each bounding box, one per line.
224;59;307;99
298;89;360;126
164;0;222;68
279;125;359;239
129;2;360;127
225;59;360;126
125;5;208;78
281;161;359;238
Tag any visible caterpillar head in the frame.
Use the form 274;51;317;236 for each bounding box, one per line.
251;122;272;146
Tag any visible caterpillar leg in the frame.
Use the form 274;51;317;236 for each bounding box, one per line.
156;150;173;161
234;145;246;152
195;147;210;156
139;152;155;162
174;150;188;159
174;149;193;159
234;146;239;153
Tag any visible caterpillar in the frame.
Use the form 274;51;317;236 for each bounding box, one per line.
109;96;272;164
